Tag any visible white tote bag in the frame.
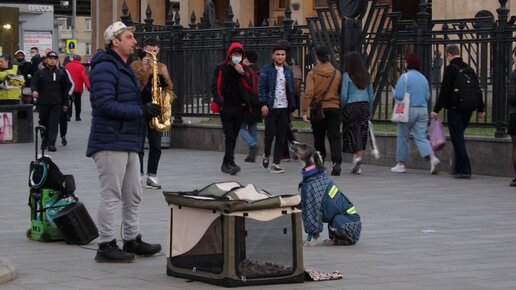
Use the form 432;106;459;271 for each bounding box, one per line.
391;74;410;123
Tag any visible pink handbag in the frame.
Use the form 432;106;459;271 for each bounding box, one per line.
428;118;446;152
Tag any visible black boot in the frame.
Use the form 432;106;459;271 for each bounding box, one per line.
123;234;161;256
95;239;135;263
331;162;341;176
245;145;259;163
221;163;232;174
61;136;67;146
228;161;241;175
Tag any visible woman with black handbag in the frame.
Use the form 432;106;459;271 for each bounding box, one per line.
301;47;343;176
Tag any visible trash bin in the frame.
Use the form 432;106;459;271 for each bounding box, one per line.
0;104;34;143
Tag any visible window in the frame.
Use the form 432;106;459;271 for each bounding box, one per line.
59;17;72;31
85;42;91;55
276;0;291;10
313;0;328;8
85;18;91;32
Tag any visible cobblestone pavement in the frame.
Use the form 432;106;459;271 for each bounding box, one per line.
1;94;516;290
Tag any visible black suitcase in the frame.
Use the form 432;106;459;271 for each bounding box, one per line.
53;201;99;245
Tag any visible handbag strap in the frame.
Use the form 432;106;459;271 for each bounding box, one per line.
404;73;408;94
317;70;337;103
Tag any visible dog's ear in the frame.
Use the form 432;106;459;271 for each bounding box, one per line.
314;151;325;169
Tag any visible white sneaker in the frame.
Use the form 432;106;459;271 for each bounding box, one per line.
351;157;362;174
146;176;162;189
430;157;440;175
390;163;406;173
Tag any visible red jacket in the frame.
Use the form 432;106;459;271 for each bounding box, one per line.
65;59;90;93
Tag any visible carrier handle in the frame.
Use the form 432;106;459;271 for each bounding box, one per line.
35;125;46;160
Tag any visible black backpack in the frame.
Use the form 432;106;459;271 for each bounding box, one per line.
451;64;482;111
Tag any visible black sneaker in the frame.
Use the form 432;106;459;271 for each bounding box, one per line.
244;156;254;163
262;155;269;169
228;164;241;175
95;239;135;263
61;136;67;146
48;145;57;152
221;164;232;174
123;234;161;257
270;164;285;174
331;162;341;176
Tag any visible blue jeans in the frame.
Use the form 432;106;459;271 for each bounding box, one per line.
396;107;433;163
447;107;472;175
239;122;258;148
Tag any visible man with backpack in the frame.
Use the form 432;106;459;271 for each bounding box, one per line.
431;45;485;179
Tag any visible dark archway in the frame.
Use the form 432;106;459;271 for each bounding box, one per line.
254;0;270;26
214;0;229;24
392;0;432;20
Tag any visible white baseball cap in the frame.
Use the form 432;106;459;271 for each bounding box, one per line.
103;21;135;45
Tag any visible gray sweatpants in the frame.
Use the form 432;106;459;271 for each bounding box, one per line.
93;151;142;243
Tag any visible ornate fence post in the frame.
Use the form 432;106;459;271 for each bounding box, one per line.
282;4;294;40
493;0;510;137
416;0;431;85
120;0;133;27
144;4;154;32
223;5;236;50
171;10;184;124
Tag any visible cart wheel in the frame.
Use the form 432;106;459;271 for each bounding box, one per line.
26;228;32;239
40;231;51;242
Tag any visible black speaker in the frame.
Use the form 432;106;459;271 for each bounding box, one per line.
53;201;99;245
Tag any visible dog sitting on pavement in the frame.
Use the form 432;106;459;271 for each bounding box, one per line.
289;141;361;247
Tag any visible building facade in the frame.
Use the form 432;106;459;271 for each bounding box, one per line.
90;0;516;51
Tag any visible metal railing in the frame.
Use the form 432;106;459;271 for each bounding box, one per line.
120;0;515;137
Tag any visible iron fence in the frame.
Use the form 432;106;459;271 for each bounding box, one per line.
120;0;516;137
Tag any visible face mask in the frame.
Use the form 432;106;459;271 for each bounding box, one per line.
231;56;242;65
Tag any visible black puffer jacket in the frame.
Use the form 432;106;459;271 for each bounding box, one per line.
31;66;70;105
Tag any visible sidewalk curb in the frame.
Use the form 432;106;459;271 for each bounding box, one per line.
0;258;16;285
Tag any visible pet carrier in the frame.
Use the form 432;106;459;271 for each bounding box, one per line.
163;181;304;287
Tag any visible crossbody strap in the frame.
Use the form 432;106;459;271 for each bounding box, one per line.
318;70;337;103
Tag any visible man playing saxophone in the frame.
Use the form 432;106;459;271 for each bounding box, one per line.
131;37;173;189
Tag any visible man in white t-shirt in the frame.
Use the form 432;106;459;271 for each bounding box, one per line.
258;43;296;173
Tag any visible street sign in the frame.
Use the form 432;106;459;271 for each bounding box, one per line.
66;39;77;54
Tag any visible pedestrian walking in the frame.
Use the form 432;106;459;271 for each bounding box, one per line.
340;51;373;174
391;52;440;174
31;51;70;152
259;43;297;173
431;45;485;179
65;55;91;121
239;50;261;163
301;46;342;176
507;50;516;187
210;42;253;175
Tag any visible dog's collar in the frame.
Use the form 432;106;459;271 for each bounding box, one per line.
303;165;317;172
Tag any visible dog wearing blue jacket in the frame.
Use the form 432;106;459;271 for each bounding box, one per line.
290;141;361;246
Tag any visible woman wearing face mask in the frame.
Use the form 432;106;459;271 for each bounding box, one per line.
210;42;254;175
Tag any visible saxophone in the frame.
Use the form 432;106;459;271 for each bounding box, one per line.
144;49;173;132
